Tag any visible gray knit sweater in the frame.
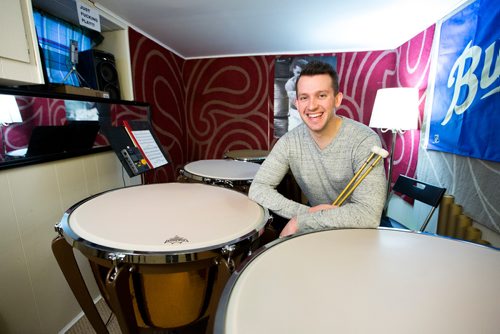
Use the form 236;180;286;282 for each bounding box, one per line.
249;117;386;233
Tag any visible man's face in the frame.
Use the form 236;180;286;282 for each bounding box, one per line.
295;74;343;134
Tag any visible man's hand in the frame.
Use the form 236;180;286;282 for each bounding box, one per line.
279;217;298;238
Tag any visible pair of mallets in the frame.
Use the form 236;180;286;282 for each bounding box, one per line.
332;146;389;206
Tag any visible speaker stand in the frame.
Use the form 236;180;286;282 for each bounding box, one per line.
62;40;91;88
62;64;90;88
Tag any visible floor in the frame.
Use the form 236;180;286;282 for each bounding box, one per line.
65;298;121;334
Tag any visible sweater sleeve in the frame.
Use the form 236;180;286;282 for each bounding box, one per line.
248;137;310;219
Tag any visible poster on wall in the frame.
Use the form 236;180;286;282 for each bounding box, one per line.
274;56;337;138
427;0;499;162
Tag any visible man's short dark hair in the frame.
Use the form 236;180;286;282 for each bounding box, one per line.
295;60;339;95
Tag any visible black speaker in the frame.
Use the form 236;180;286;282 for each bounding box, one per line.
77;49;121;100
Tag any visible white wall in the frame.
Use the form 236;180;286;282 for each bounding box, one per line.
0;151;140;333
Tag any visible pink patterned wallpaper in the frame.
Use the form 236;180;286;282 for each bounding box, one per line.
392;27;435;181
183;57;275;160
129;31;186;183
128;26;435;186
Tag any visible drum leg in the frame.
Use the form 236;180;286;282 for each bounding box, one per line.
105;265;138;334
205;258;232;334
89;261;113;310
51;236;109;334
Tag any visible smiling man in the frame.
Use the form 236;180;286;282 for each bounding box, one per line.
249;60;386;237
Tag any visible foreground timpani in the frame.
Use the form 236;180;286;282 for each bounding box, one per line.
53;183;270;333
215;228;500;334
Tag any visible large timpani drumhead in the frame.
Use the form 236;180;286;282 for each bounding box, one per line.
215;229;500;334
61;183;269;261
224;149;270;164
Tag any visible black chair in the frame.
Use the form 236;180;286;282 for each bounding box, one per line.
380;175;446;232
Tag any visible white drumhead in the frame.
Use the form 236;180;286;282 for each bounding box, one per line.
221;229;500;334
183;159;260;180
67;183;267;252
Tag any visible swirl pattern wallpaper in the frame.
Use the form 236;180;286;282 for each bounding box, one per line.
128;27;431;188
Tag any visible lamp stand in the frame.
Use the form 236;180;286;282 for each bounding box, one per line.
382;129;397;216
386;130;397;201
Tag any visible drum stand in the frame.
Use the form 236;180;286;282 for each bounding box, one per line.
103;259;232;334
52;236;109;334
53;234;233;334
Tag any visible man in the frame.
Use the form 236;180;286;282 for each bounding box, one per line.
249;61;386;237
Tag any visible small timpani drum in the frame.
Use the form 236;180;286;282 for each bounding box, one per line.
53;183;270;333
179;159;261;193
224;149;270;164
215;228;500;334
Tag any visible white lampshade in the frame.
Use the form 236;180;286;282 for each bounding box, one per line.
0;95;22;124
369;88;419;131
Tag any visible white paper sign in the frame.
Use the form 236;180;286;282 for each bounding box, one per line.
76;0;101;32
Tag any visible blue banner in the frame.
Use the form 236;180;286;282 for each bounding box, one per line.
428;0;499;162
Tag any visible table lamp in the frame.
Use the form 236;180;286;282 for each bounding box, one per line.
369;87;419;200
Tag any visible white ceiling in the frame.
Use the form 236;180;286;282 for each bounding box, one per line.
45;0;469;59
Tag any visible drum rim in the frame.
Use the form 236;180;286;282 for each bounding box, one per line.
214;229;291;334
213;227;498;333
225;156;265;163
223;149;270;162
56;184;271;264
179;168;253;186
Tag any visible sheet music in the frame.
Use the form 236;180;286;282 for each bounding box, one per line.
131;130;168;168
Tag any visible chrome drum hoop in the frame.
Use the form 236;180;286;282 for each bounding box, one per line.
56;183;270;265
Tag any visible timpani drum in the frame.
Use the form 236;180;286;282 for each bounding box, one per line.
224;149;270;164
179;159;261;193
215;228;500;334
55;183;269;333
